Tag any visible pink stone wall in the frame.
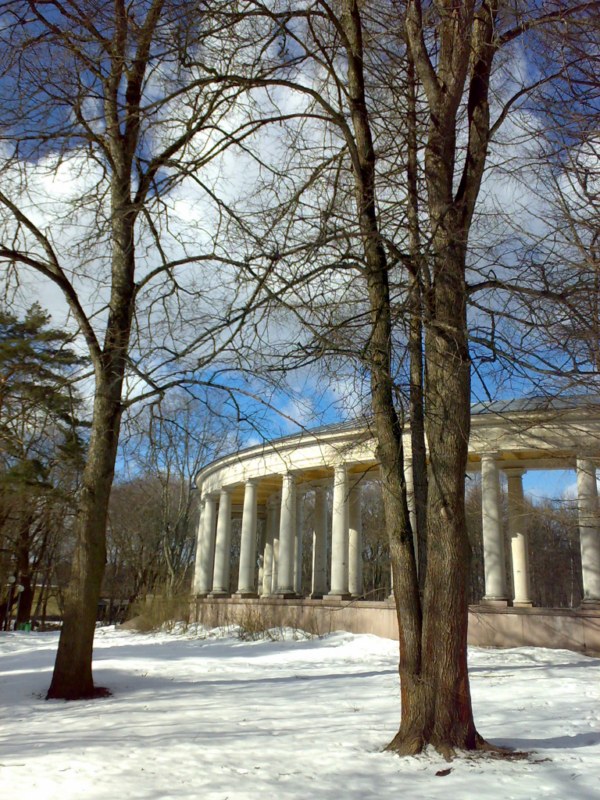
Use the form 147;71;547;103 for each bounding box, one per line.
192;598;600;654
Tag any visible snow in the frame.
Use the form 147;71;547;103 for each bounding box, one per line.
1;625;600;799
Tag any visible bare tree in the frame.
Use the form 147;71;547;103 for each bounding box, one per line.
106;392;235;609
0;1;282;699
231;0;600;755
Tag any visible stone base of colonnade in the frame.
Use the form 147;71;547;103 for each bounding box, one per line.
191;595;399;639
191;596;600;655
468;604;600;654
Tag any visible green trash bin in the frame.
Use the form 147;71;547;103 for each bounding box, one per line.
17;622;32;632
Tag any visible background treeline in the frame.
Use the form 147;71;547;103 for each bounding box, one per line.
0;305;236;626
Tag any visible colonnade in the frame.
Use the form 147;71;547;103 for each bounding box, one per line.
195;455;600;608
194;464;364;599
480;455;600;606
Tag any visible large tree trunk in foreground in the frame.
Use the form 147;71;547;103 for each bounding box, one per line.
384;0;506;755
47;173;136;698
46;379;124;699
387;244;479;755
341;0;485;755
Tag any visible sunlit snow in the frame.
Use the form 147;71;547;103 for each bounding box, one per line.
1;626;599;799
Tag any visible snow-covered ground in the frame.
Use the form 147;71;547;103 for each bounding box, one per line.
1;625;599;799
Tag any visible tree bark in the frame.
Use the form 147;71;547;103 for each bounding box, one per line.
15;510;34;626
384;0;504;755
341;0;493;755
47;137;136;698
341;0;425;749
46;374;126;698
405;49;428;588
46;194;135;698
45;0;150;699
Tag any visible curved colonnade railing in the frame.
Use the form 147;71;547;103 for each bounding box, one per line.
192;398;600;616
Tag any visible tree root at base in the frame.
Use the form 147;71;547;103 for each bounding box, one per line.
385;731;530;761
46;685;112;701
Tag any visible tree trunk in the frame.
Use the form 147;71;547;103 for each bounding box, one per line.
46;381;124;699
405;48;429;591
15;512;34;626
341;0;425;751
47;174;135;698
388;240;479;755
340;0;493;756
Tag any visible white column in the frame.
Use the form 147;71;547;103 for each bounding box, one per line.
294;490;305;595
262;496;276;596
329;463;350;597
348;480;363;597
257;512;265;589
194;494;217;595
271;499;281;594
577;457;600;605
277;473;296;595
311;485;328;597
506;468;532;606
192;498;206;595
237;479;259;596
481;453;508;604
211;488;232;595
404;456;418;565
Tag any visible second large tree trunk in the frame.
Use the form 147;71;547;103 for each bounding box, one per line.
388;242;479;756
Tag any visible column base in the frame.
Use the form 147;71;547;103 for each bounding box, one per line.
481;597;509;607
234;591;258;599
194;592;210;599
274;591;297;599
513;600;533;608
580;598;600;610
209;591;231;598
327;592;351;601
309;592;324;599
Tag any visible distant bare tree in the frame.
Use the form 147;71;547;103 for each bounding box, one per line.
106;393;235;609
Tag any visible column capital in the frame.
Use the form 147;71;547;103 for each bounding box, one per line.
332;459;347;470
331;462;348;482
479;451;499;461
307;478;330;489
504;466;526;478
